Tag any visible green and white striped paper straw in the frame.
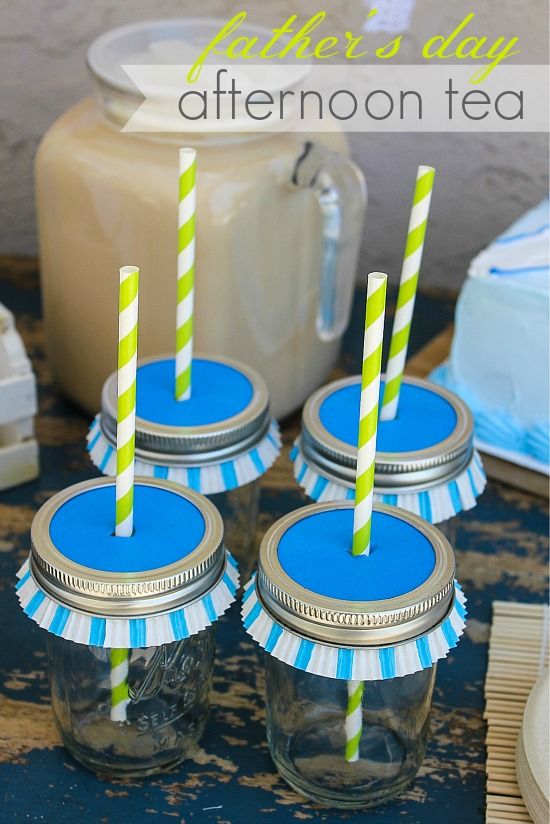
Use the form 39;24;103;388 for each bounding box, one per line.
110;648;130;723
352;272;388;558
115;265;139;538
112;265;139;724
345;680;365;763
345;274;387;763
380;165;435;421
175;147;196;401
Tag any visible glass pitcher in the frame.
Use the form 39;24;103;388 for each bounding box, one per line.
35;18;366;419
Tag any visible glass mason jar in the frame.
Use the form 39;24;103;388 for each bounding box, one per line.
88;354;280;564
434;514;458;547
265;656;436;807
35;19;366;419
243;500;465;808
293;374;485;541
47;631;214;777
210;483;259;568
16;477;237;777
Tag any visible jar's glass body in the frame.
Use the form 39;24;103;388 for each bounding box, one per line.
36;98;355;419
209;481;259;568
434;516;458;548
265;655;436;808
46;628;215;777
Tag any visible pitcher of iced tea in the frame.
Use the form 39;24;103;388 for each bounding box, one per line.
36;18;366;419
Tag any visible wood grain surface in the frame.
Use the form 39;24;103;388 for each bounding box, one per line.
0;260;548;824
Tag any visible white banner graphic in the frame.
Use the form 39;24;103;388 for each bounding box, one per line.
120;64;548;134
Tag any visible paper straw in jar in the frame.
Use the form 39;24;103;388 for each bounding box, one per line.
115;265;139;538
110;648;130;723
113;264;139;724
175;147;196;401
345;680;365;762
380;165;435;421
352;272;388;558
345;273;386;762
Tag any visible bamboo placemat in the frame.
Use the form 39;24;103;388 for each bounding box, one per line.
485;601;549;824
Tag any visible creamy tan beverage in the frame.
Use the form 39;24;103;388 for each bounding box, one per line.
35;20;366;418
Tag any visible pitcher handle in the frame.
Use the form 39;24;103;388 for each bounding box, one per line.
291;141;367;341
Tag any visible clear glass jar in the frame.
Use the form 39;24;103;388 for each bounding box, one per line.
265;655;436;809
435;516;458;548
210;482;260;567
46;628;215;777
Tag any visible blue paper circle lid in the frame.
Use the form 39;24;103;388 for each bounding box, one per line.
29;477;225;618
257;500;456;647
99;354;271;464
301;375;474;492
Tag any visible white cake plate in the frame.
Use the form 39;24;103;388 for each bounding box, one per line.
475;439;549;477
405;328;549;499
516;669;549;824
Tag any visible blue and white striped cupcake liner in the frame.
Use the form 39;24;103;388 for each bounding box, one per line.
242;574;467;681
291;438;487;524
16;552;239;649
87;415;281;495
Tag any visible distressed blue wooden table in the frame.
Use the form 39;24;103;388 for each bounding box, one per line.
1;261;548;823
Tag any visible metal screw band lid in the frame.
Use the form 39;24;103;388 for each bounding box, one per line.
256;501;456;647
301;375;474;492
100;354;271;465
29;477;226;618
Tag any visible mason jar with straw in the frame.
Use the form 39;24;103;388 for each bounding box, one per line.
15;266;239;777
88;149;281;571
291;167;486;544
242;274;467;808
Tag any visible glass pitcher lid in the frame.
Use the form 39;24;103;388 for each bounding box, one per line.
88;18;310;96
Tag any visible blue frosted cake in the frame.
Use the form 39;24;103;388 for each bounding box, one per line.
432;197;549;473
